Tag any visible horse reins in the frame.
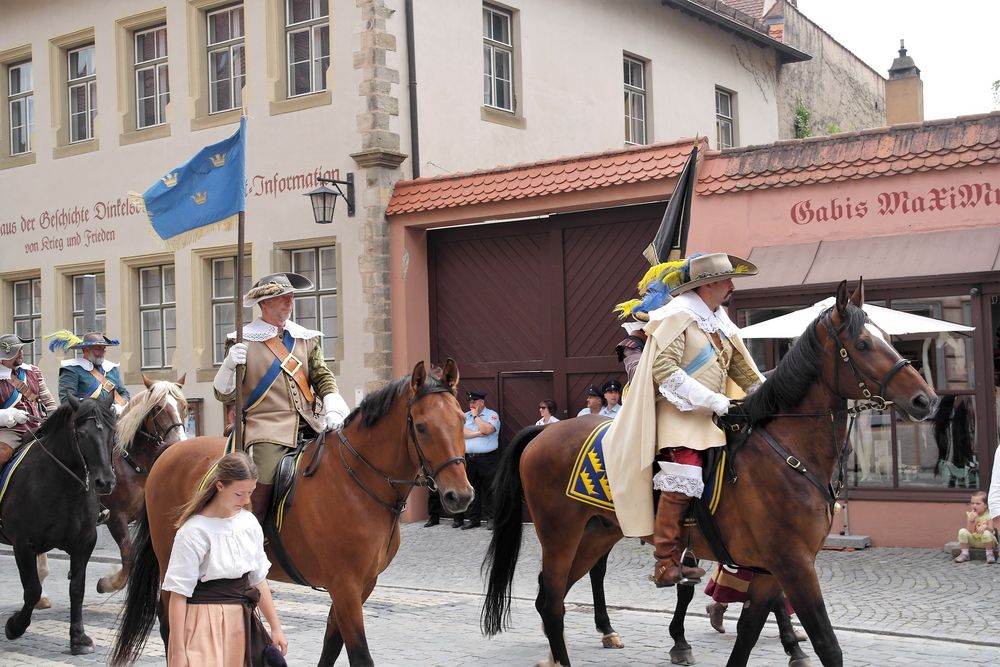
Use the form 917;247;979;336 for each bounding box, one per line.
335;385;466;517
22;414;104;493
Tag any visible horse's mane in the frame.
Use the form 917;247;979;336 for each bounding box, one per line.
742;302;867;425
116;382;187;451
343;374;455;429
35;398;116;440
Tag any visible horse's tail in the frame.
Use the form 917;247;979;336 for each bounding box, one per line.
481;424;544;637
110;509;160;667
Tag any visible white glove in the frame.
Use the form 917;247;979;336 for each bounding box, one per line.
0;408;28;427
213;342;248;395
323;392;351;431
661;370;730;416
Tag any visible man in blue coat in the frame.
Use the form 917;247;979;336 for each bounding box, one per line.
57;332;130;408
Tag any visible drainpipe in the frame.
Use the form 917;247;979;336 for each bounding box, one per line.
405;0;420;178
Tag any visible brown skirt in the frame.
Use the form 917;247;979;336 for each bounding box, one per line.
169;603;246;667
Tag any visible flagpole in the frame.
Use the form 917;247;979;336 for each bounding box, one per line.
233;210;245;450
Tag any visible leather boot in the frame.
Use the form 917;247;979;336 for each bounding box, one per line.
0;444;13;470
652;491;706;587
707;601;727;633
250;483;274;525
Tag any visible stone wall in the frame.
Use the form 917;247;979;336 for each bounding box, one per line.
773;0;886;139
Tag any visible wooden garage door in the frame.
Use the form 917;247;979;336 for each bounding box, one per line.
429;203;661;448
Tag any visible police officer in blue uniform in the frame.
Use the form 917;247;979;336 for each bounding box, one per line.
454;390;500;530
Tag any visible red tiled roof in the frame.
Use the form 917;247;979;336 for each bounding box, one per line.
697;112;1000;195
720;0;764;19
387;139;704;216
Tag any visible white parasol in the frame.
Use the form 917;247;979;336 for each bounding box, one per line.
739;297;974;339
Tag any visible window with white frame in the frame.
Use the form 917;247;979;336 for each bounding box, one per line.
8;61;33;155
211;257;251;365
72;273;106;334
624;56;646;145
68;45;97;143
135;25;169;129
289;246;338;359
482;4;513;112
286;0;329;98
207;4;245;114
12;278;41;365
715;87;735;149
139;265;176;368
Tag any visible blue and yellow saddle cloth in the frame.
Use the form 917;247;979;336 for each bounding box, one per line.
565;421;615;510
0;441;35;511
565;423;725;517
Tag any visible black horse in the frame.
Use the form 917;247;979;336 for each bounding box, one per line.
0;393;117;655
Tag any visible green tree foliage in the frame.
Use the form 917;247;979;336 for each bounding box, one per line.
794;100;811;139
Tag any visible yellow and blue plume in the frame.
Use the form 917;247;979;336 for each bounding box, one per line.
45;330;82;353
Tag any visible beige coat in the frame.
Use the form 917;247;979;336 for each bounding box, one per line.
603;303;763;537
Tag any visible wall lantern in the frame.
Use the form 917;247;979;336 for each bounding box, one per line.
305;173;355;222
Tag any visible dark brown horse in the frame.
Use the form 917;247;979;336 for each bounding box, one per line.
482;281;937;667
31;375;189;606
112;360;473;667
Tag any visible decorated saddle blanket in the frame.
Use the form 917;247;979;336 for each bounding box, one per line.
565;422;726;516
0;441;35;540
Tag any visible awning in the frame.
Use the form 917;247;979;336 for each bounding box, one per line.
739;228;1000;289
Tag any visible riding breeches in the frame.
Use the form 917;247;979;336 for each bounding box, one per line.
246;442;289;485
653;447;704;498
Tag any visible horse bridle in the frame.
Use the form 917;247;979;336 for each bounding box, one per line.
26;413;109;493
335;385;466;516
123;403;186;475
822;310;911;409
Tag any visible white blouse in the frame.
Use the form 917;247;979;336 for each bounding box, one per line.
161;510;271;598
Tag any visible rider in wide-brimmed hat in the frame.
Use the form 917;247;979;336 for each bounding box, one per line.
0;334;58;469
49;331;130;409
213;272;351;524
604;252;765;587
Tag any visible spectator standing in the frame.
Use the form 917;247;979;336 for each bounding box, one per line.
535;399;560;426
454;391;500;530
602;380;623;418
576;385;606;417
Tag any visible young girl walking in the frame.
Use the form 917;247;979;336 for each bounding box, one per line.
161;451;288;666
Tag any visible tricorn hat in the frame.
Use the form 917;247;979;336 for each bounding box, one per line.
670;253;757;295
244;272;314;307
0;334;31;360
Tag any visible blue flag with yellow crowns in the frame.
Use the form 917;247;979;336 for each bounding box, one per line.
136;116;246;247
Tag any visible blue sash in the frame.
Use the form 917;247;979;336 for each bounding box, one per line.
683;343;717;376
243;331;294;413
2;368;25;409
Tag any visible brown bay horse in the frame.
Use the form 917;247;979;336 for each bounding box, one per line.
482;281;937;667
112;360;473;667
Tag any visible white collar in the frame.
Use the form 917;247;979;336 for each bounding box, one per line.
227;318;322;343
646;292;739;337
0;363;37;380
61;358;118;372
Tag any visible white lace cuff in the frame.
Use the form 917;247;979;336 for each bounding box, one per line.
652;461;704;498
659;370;695;412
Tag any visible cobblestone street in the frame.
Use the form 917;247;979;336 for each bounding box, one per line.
2;523;999;665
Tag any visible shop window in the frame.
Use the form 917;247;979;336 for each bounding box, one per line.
12;277;41;364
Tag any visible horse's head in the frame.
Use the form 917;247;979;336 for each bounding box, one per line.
822;279;937;420
66;393;118;495
118;375;189;459
407;359;474;514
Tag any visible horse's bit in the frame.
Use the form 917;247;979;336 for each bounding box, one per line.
124;404;186;475
335;385;466;516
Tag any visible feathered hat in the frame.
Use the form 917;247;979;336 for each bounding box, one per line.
243;272;314;307
45;331;120;353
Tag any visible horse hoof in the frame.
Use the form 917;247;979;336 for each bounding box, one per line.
97;578;111;594
788;657;813;667
71;642;95;655
5;615;26;640
34;596;51;610
601;631;624;648
670;647;696;665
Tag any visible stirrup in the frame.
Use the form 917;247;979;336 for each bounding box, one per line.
677;547;703;585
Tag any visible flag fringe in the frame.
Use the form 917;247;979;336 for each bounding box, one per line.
156;213;239;251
